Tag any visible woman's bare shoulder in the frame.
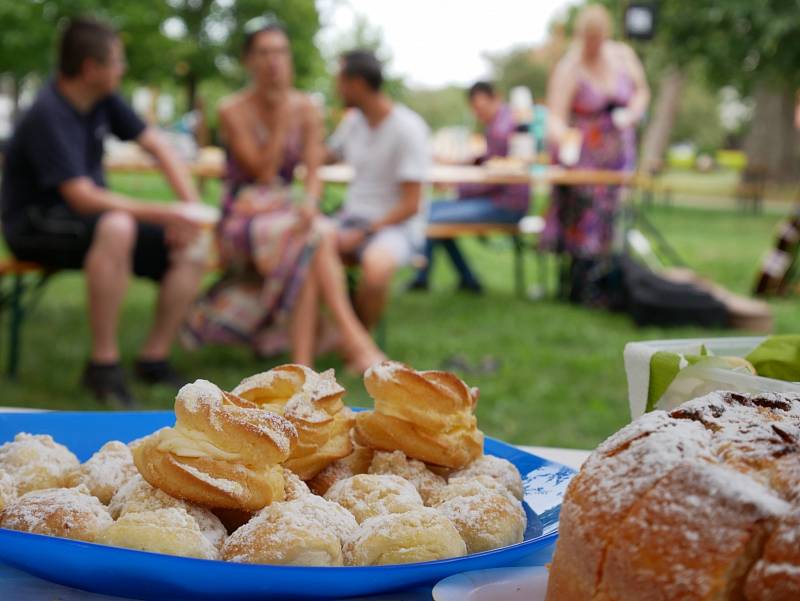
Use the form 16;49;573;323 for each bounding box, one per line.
219;91;252;119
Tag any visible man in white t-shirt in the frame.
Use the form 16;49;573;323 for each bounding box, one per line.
328;50;431;329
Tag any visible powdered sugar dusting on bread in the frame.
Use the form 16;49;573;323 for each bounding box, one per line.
551;391;800;601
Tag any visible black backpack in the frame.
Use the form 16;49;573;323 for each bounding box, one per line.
619;256;729;328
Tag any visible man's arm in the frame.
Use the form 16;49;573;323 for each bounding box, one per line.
137;127;200;203
59;177;197;246
371;181;422;230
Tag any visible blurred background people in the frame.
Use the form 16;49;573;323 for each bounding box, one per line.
540;4;649;302
408;81;530;293
329;49;431;328
182;21;383;372
0;17;204;405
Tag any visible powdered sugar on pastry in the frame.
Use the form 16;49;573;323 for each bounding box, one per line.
368;450;446;505
0;470;16;511
65;441;138;505
108;474;227;549
223;501;343;566
449;454;524;500
324;474;423;523
0;433;79;494
1;486;113;542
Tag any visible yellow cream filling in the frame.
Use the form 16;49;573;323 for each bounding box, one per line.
156;426;242;461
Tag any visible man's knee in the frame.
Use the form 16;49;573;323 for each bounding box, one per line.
360;247;397;289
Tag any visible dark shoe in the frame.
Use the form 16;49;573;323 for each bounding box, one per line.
440;354;475;374
405;278;429;292
134;359;189;389
457;280;484;295
81;362;135;408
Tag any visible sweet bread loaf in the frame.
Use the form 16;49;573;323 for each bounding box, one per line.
354;362;484;468
546;391;800;601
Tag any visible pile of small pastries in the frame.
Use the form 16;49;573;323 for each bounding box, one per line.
0;362;529;566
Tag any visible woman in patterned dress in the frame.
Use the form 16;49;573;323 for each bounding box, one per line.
183;21;384;371
541;4;650;301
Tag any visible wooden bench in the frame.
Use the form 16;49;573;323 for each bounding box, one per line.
0;259;52;378
425;218;545;297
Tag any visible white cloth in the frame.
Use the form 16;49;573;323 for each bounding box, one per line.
329;104;431;251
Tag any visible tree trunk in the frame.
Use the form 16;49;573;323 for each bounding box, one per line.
640;67;685;173
743;82;800;184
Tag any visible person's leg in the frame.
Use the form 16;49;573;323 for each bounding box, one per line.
311;221;384;369
407;237;435;289
84;211;137;363
137;228;205;364
440;239;482;291
427;198;525;289
288;263;319;367
355;227;411;330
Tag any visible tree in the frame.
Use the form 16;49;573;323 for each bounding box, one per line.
596;0;800;181
0;1;324;117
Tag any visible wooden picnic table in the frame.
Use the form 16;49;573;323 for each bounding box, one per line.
105;155;639;188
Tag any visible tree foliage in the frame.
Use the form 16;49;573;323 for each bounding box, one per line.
0;0;323;110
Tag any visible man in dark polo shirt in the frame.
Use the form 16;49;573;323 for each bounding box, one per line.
1;17;205;405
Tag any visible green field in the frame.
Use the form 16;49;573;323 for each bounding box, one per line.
1;172;797;450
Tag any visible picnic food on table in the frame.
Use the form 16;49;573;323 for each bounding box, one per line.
354;361;484;468
342;507;467;566
0;486;113;542
232;365;355;480
66;440;139;504
0;433;79;494
323;473;424;523
96;507;220;560
132;379;298;511
0;362;532;567
546;390;800;601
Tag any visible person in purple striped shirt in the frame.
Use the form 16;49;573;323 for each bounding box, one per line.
408;81;530;293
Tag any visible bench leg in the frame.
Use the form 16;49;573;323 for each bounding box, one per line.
7;274;24;379
512;235;525;298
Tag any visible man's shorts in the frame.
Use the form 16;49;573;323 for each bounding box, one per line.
3;205;170;281
337;214;421;267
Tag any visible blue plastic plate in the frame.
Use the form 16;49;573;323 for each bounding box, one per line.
0;411;574;600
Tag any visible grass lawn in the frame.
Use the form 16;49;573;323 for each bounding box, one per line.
1;172;797;450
